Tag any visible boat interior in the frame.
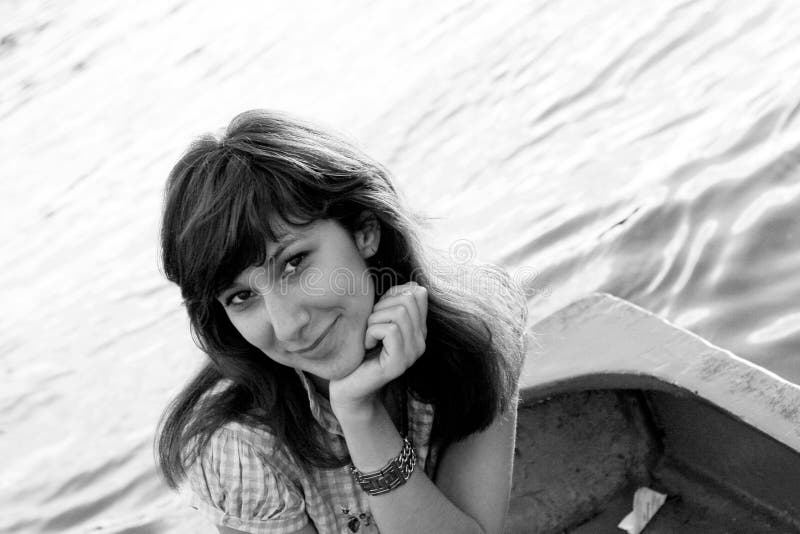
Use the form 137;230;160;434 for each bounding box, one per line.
507;294;800;533
507;380;800;533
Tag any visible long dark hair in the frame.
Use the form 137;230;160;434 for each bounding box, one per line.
156;110;526;488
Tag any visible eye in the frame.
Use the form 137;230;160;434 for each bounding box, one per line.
225;289;254;307
282;253;308;278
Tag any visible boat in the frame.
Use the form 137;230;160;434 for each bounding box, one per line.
507;293;800;533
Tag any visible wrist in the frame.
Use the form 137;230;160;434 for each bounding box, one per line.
330;392;383;427
350;436;417;496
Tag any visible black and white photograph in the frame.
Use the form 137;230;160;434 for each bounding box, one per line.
2;1;800;533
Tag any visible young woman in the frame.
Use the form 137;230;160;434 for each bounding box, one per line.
157;110;527;534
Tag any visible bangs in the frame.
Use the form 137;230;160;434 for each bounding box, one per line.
175;149;329;302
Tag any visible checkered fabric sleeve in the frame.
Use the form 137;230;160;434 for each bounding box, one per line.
185;424;310;534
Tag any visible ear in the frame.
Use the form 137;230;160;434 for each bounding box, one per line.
353;211;381;259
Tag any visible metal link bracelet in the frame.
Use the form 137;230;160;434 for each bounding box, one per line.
349;437;417;496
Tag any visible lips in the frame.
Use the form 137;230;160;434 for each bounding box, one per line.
289;316;339;355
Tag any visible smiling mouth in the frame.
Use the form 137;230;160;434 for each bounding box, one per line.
290;316;339;355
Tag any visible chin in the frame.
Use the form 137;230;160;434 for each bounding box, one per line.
327;345;368;380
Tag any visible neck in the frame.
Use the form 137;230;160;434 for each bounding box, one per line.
309;374;331;399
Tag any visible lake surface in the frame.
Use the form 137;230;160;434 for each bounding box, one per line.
2;0;799;532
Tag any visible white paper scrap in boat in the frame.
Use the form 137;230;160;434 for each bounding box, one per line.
617;487;667;534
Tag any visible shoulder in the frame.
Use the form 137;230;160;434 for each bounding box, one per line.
189;420;301;485
184;420;309;533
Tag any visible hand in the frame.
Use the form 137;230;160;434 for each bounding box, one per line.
329;282;428;417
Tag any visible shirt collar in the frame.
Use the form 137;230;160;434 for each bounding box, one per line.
295;369;344;436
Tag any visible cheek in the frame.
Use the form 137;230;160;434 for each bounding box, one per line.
350;281;376;332
341;270;375;312
311;263;375;306
228;313;268;348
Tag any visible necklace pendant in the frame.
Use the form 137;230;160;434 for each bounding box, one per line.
340;504;373;532
347;516;360;532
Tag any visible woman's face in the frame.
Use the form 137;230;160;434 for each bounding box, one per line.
217;218;380;385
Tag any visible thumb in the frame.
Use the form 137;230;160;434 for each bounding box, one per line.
364;329;380;350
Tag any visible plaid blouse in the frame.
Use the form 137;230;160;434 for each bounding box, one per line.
184;370;439;534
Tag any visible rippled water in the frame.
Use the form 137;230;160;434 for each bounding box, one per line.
2;0;799;531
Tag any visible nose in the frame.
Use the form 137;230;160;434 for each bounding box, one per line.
261;290;311;343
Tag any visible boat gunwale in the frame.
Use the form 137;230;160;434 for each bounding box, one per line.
520;292;800;452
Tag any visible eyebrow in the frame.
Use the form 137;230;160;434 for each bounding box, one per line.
217;232;303;301
268;231;301;264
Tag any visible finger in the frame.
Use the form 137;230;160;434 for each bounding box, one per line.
364;327;380;350
367;285;412;345
402;284;424;333
391;284;426;339
412;285;427;337
372;295;423;345
375;282;416;305
368;305;416;350
365;322;409;378
374;283;424;332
